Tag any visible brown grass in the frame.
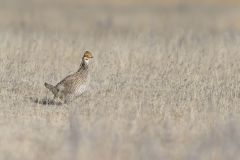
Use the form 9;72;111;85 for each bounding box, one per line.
1;1;240;160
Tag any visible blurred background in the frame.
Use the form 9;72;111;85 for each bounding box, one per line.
1;0;240;34
1;0;240;160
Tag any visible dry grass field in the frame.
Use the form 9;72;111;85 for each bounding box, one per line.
1;0;240;160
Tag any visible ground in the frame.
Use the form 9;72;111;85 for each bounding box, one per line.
1;1;240;160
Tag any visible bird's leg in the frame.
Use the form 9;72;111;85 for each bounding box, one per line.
53;97;64;105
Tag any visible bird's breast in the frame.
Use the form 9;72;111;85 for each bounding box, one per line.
75;84;87;96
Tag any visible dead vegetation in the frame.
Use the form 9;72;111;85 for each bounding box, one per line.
1;1;240;160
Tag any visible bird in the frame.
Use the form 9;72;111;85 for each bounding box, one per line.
44;51;93;104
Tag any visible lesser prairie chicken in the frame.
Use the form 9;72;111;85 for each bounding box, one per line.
44;51;93;104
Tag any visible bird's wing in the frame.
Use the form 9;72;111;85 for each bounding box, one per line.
56;73;79;93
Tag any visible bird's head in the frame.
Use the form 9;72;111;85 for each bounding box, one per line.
82;51;93;65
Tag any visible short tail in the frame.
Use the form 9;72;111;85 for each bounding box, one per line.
44;82;57;95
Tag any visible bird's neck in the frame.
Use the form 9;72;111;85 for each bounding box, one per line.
78;59;89;71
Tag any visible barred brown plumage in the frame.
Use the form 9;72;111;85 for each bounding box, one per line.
44;51;93;104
